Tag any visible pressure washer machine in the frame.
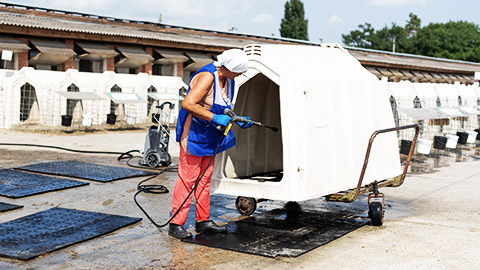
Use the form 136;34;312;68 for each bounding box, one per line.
139;101;174;167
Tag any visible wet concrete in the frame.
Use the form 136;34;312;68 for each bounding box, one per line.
0;129;479;269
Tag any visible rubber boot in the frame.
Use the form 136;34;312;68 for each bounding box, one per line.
168;223;192;239
195;220;227;233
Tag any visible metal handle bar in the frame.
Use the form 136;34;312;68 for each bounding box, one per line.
157;101;174;110
326;124;420;203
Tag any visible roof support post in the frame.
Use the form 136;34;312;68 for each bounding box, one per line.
105;44;115;72
16;50;28;70
62;39;75;71
174;62;183;78
140;47;153;75
16;37;29;70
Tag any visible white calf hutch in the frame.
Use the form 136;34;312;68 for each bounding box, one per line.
0;68;187;129
211;44;419;226
386;79;480;157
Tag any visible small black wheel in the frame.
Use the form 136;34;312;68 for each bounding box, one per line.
235;196;257;216
368;201;384;226
161;153;172;167
146;152;160;167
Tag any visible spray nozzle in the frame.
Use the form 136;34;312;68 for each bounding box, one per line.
219;109;279;132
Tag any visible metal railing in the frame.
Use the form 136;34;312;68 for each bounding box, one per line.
326;124;420;203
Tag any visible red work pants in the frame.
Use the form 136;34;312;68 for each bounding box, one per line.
170;146;215;225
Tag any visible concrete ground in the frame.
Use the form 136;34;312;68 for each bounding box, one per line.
0;129;479;270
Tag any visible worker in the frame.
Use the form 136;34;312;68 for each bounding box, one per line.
169;49;252;239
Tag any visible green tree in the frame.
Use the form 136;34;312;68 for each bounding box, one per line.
341;23;374;48
412;21;480;62
342;14;480;62
342;22;410;53
371;23;409;52
279;0;309;40
405;13;421;37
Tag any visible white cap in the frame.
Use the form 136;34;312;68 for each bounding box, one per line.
213;49;249;73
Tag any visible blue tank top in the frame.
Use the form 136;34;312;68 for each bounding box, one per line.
175;63;236;156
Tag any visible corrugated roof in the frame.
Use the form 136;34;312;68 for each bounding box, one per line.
114;45;153;69
28;38;75;65
348;47;480;73
153;48;188;64
0;2;316;45
76;41;118;59
0;35;29;52
0;12;254;49
0;4;479;76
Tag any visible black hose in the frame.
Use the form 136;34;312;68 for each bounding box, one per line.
133;132;226;228
0;142;152;170
0;142;176;174
0;143;128;155
117;149;142;161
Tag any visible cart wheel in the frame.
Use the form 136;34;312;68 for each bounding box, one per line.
368;202;384;226
235;196;257;216
146;152;160;167
163;153;172;166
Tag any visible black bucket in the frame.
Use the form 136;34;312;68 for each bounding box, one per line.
456;132;468;145
106;114;117;125
433;136;447;150
475;129;480;140
61;115;72;127
152;113;160;124
400;140;412;155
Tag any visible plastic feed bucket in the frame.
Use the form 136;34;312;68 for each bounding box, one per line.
82;114;93;127
400;140;412;155
433;136;447;150
106;114;117;125
61;115;72;127
126;114;137;125
466;131;478;144
445;134;459;149
416;138;433;155
456;132;468;145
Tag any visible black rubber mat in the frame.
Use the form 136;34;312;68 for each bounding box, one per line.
0;202;23;213
17;161;156;182
0;169;88;198
0;207;142;261
183;208;367;258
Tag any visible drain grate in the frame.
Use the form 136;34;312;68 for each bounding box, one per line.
0;207;142;260
0;169;88;198
17;161;156;182
0;202;23;213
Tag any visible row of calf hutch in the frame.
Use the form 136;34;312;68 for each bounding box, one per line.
384;79;480;168
0;67;187;129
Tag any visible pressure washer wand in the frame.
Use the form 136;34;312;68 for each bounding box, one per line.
254;123;279;132
219;109;279;132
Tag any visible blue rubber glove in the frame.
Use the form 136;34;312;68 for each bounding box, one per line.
211;114;231;127
236;116;253;129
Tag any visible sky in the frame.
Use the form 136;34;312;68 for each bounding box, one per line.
4;0;480;44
